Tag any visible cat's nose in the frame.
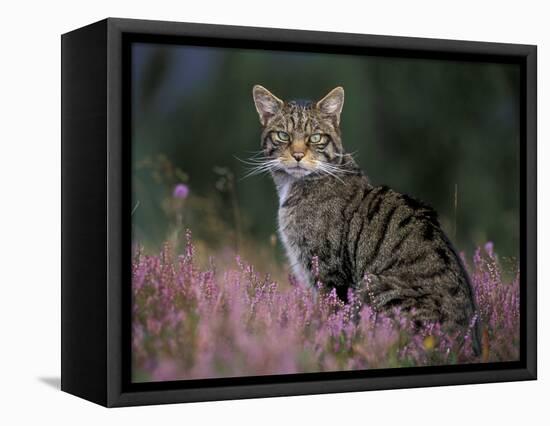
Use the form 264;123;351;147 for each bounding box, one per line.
292;152;305;162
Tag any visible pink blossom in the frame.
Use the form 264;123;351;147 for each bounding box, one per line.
131;234;520;382
173;183;189;199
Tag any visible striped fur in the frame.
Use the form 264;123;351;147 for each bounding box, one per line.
252;85;481;354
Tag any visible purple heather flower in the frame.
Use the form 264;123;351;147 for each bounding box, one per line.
131;234;520;381
173;183;189;199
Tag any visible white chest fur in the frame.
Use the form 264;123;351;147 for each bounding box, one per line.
275;176;311;286
278;211;311;286
276;176;293;207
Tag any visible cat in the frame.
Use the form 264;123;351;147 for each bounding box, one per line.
252;84;481;354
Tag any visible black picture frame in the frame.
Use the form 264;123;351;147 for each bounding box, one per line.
61;17;537;407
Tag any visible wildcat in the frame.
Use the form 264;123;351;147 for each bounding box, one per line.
252;84;481;354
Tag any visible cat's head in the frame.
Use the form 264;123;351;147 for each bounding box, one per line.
252;85;346;178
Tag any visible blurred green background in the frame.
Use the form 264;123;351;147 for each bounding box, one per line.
131;42;520;270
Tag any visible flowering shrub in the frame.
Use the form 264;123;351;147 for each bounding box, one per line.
132;232;520;382
172;183;190;199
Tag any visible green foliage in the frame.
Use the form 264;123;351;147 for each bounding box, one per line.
131;43;520;259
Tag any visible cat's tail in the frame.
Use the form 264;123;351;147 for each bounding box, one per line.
466;275;482;357
469;313;482;357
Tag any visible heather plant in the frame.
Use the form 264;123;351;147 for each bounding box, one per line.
132;231;520;382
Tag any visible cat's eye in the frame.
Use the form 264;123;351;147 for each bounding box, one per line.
276;131;290;142
309;133;322;143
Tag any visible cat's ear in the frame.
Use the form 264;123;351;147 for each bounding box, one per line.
252;85;284;126
316;87;345;126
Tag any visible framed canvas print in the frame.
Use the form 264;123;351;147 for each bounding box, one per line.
61;18;537;407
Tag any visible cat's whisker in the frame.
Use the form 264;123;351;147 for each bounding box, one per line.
330;165;356;174
240;159;281;180
236;157;279;170
326;172;346;184
321;162;355;173
234;155;273;166
241;169;271;180
314;163;346;184
324;157;355;167
247;151;269;160
242;164;275;176
314;161;355;182
243;149;266;156
335;150;359;159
